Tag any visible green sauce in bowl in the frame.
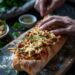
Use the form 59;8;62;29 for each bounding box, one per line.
22;16;33;24
19;14;37;28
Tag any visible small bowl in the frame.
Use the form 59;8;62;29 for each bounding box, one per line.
0;24;9;39
18;14;37;29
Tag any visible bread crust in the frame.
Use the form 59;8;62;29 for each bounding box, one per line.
13;36;66;75
13;16;66;75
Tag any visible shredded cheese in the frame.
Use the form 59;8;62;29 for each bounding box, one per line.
13;27;59;60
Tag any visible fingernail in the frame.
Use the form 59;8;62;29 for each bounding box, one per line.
40;26;44;30
40;26;43;29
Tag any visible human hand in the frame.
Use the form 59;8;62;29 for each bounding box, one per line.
39;16;75;36
34;0;65;16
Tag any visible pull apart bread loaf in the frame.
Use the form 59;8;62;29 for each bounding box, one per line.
11;16;66;75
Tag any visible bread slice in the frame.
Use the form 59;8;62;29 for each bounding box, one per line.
12;16;66;75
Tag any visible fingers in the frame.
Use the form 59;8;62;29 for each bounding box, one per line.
40;16;67;30
51;28;67;35
47;0;57;14
34;0;39;10
39;0;45;16
47;0;65;14
51;25;75;36
34;0;65;16
39;15;63;26
39;16;54;26
40;19;56;30
39;15;75;36
34;0;46;17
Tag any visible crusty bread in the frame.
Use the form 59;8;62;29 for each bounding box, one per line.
12;16;66;75
13;36;66;75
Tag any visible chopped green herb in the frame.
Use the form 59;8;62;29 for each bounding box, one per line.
12;22;21;30
20;48;24;52
29;35;45;41
12;32;20;38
